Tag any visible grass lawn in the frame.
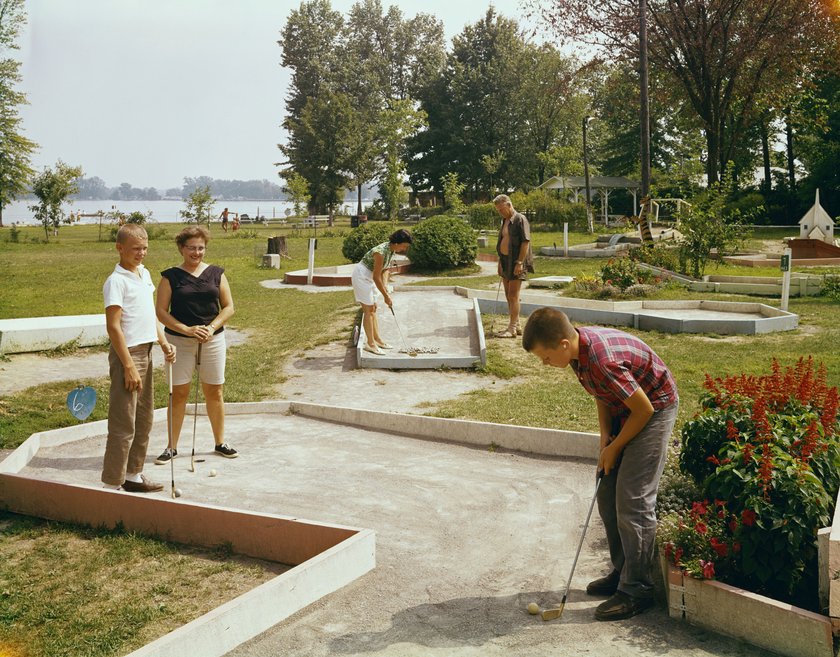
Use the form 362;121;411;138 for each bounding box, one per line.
0;512;280;657
1;220;839;655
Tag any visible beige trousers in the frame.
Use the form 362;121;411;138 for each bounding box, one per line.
101;343;154;486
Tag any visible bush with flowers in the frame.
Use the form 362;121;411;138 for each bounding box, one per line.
658;357;840;608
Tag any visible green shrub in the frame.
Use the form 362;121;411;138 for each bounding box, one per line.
409;215;477;271
820;275;840;301
599;258;658;290
465;202;499;230
630;243;681;272
511;190;587;229
341;223;394;263
663;357;840;606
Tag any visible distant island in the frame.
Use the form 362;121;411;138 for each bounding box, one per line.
65;176;289;202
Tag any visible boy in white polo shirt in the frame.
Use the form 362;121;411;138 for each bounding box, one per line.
102;224;175;492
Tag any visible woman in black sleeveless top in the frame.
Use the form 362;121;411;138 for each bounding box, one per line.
154;226;238;464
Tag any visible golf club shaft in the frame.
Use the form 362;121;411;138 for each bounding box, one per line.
491;275;502;334
389;305;412;354
190;342;202;472
563;475;602;599
168;360;175;499
542;475;602;621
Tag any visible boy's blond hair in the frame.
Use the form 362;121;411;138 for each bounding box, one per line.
116;223;148;243
522;307;576;351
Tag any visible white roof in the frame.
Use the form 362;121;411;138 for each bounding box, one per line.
798;189;834;226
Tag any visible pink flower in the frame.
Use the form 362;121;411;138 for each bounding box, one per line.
700;560;715;579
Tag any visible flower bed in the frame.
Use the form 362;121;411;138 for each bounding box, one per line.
658;357;840;609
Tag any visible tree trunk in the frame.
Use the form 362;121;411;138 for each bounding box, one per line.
639;0;651;197
0;200;4;228
705;129;720;186
785;111;796;190
357;184;363;216
760;120;772;195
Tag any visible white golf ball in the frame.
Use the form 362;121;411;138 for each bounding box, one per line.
527;602;540;615
209;469;217;477
174;488;182;498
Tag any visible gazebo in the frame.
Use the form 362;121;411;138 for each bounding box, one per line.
536;175;641;225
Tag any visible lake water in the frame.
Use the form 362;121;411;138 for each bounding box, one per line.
3;198;374;225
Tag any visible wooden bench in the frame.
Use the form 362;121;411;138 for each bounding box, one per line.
302;215;331;227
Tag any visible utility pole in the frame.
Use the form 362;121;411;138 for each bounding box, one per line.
639;0;651;198
583;116;594;234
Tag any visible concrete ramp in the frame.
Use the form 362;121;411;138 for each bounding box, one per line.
357;287;486;369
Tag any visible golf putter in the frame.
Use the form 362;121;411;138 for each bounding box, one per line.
542;473;603;621
490;275;502;335
189;343;202;472
389;305;417;357
168;360;176;499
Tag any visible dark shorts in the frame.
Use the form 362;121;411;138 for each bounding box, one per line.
499;253;528;281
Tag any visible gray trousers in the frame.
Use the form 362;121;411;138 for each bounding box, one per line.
597;401;678;599
101;343;154;486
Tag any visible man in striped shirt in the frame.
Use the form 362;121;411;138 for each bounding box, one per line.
523;307;679;621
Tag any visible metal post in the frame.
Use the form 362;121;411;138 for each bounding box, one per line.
563;222;569;257
307;238;316;286
583;116;593;233
780;247;792;311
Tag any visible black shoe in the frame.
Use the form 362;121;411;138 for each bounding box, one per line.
594;591;654;621
214;442;239;458
154;448;177;465
586;570;620;596
121;474;164;493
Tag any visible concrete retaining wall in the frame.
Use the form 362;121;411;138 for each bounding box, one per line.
0;314;108;354
665;562;834;657
458;287;799;335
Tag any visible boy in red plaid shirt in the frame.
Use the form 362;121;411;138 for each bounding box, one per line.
522;307;679;621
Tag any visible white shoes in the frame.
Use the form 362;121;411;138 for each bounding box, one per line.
377;342;394;350
363;344;386;355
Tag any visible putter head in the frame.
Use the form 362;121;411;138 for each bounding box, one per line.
541;602;565;621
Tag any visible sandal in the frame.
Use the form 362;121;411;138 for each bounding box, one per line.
494;328;517;338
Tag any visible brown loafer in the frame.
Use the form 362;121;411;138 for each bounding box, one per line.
594;591;654;621
121;474;164;493
586;570;620;596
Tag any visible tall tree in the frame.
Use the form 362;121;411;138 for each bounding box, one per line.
30;161;83;240
409;9;533;197
0;0;37;228
528;0;840;185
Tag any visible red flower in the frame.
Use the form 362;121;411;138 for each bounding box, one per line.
728;519;738;533
710;537;729;557
664;542;673;559
694;522;708;534
700;559;715;579
706;455;720;465
691;501;708;517
741;509;757;527
674;547;683;566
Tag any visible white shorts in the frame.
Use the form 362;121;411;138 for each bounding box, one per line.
352;262;379;306
165;331;226;386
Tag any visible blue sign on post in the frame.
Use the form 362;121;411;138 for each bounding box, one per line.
67;385;97;421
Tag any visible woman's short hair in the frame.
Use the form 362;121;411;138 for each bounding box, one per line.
522;307;576;351
176;225;210;248
389;229;413;245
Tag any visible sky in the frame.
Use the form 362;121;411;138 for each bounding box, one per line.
16;0;535;191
